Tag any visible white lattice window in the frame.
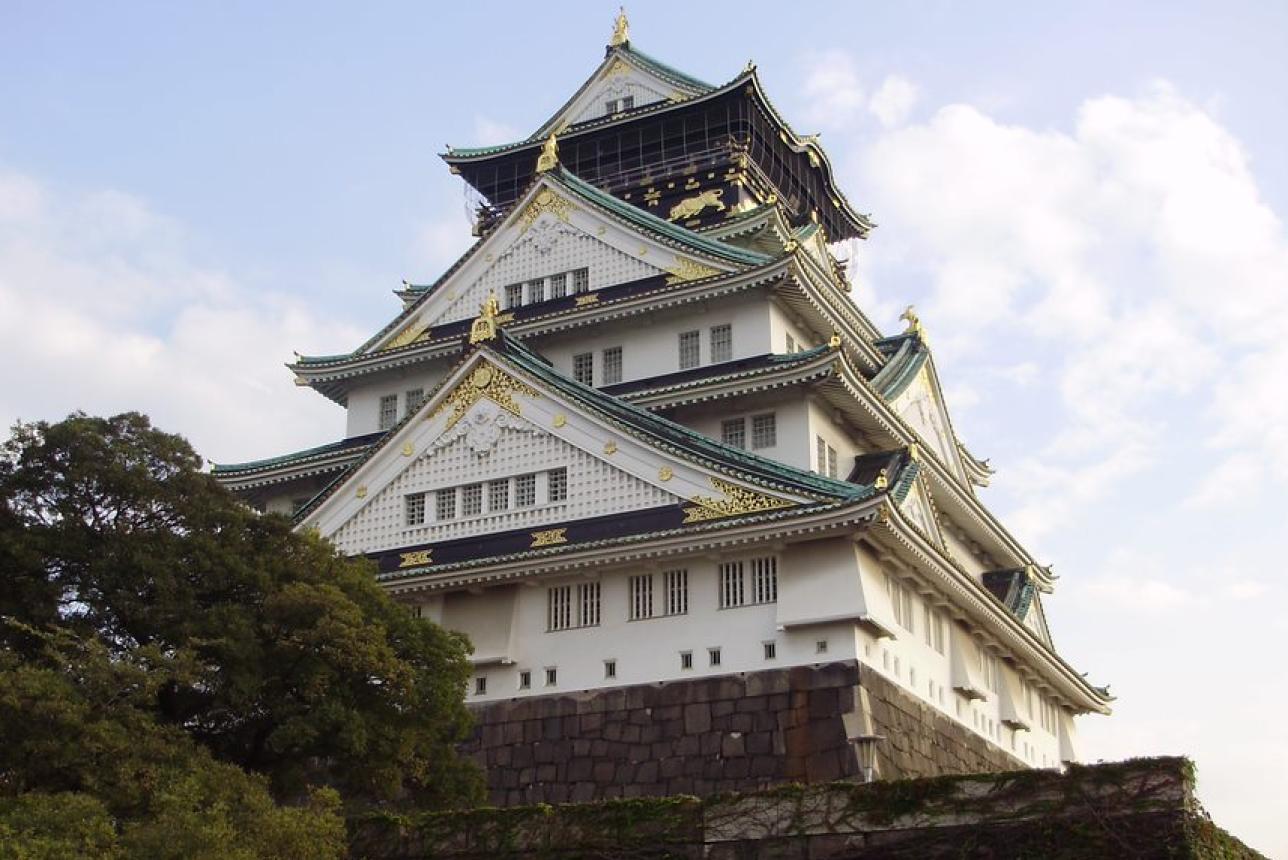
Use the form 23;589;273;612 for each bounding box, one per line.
378;394;398;430
549;272;567;298
488;479;510;512
721;418;745;449
474;676;486;696
545;667;557;686
435;487;456;521
710;324;732;363
548;585;572;631
751;556;777;604
763;641;777;660
605;95;634;113
750;413;776;449
515;473;536;507
680;651;693;670
461;483;483;516
405;388;424;415
504;282;523;309
547;467;567;502
579;582;601;627
828;445;838;478
708;647;722;667
678;330;700;369
519;670;531;689
573;352;594;385
629;574;653;620
405;493;425;526
663;569;688;615
886;573;915;633
816;436;827;473
528;278;545;304
602;346;622;385
572;267;589;293
718;561;745;608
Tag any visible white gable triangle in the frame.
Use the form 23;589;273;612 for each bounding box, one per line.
891;367;967;483
536;52;701;138
898;476;944;548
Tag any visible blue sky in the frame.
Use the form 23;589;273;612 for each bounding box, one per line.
3;2;1286;853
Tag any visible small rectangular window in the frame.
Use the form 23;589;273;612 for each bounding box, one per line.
786;333;797;353
816;639;829;654
405;387;424;415
622;95;634;110
378;394;398;430
718;561;744;608
629;574;653;620
602;346;623;385
519;670;531;690
710;324;732;363
605;99;619;114
547;467;567;503
816;436;828;474
827;445;838;479
572;268;589;293
678;330;700;369
578;581;601;627
763;641;777;660
663;569;688;615
708;647;722;667
680;651;693;670
527;278;545;304
475;676;487;695
751;557;778;604
435;487;456;521
516;473;537;507
489;479;509;512
505;282;524;309
545;667;557;686
548;585;572;631
461;483;483;516
405;493;425;526
750;413;776;449
721;418;745;449
549;272;567;298
604;659;617;679
573;352;594;386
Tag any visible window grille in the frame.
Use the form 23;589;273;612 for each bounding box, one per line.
708;647;722;667
604;659;617;679
678;330;700;369
573;352;594;385
680;651;693;670
578;582;601;627
488;478;509;511
572;268;589;293
378;394;398;430
405;493;425;526
763;641;777;660
519;670;531;689
548;585;572;631
405;387;424;415
602;346;623;384
545;667;557;686
629;574;653;620
547;467;567;502
549;272;567;298
721;418;745;449
816;436;827;473
827;445;838;478
719;561;745;608
663;569;688;615
435;487;456;521
461;483;482;516
475;676;486;695
750;413;776;449
751;556;777;604
527;278;545;304
710;324;732;363
515;473;537;507
816;640;829;654
505;282;523;309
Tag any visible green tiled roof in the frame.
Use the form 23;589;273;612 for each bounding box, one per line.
619;44;714;91
211;431;383;475
871;334;929;399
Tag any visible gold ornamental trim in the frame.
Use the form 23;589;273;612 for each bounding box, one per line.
665;257;722;285
531;528;568;548
519;187;574;232
384;319;428;351
681;476;793;523
668;188;726;222
429;362;540;430
399;549;433;569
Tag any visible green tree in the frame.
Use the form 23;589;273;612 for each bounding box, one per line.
0;412;481;807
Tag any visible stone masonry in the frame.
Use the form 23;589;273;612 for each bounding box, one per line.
461;660;1024;806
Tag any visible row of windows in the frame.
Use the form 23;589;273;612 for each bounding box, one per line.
406;468;566;526
572;346;622;387
378;387;426;431
679;323;732;369
504;267;590;309
720;413;777;450
546;557;777;632
604;95;635;114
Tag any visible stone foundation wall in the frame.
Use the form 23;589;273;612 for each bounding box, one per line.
461;660;1023;806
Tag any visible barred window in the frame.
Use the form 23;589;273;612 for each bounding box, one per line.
572;268;589;293
721;418;745;449
816;436;827;473
763;641;777;660
519;670;531;689
488;478;510;511
604;659;617;679
547;467;567;503
718;561;745;609
579;582;601;627
549;272;567;298
680;651;693;670
751;556;777;604
505;282;523;309
546;667;557;686
515;473;537;507
405;387;424;415
710;324;732;363
405;493;425;526
461;483;483;516
663;569;688;615
378;394;398;430
602;346;623;384
827;445;838;478
678;330;700;369
548;585;572;631
629;574;653;620
573;352;594;385
708;647;722;667
750;413;776;449
435;487;456;521
527;278;545;304
474;676;486;696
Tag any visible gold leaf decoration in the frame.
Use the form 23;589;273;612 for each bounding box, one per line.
519;188;574;232
574;293;600;306
530;528;568;547
384;319;428;351
665;258;722;285
681;477;793;523
658;466;673;482
429;363;540;430
553;414;568;428
399;549;433;568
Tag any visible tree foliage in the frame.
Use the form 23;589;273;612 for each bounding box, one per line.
0;413;482;853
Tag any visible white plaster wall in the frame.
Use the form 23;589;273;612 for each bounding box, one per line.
806;398;866;476
768;304;823;354
345;365;451;437
940;528;990;578
677;395;811;472
568;69;672;125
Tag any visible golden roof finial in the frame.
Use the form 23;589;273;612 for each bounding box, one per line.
899;305;925;339
828;331;842;348
469;292;501;344
535;132;559;174
609;7;629;47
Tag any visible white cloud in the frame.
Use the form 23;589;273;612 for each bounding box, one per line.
801;50;866;129
0;167;365;464
473;115;521;147
868;75;919;128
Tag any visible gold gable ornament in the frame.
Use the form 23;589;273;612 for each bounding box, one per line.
469;293;501;344
536;132;559;174
899;305;926;340
609;7;629;47
682;477;793;523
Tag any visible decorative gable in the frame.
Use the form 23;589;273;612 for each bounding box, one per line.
897;476;944;548
891;368;963;481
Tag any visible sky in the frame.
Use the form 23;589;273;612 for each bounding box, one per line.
2;1;1286;852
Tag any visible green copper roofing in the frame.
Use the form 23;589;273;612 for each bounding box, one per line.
211;432;383;475
619;44;714;91
870;335;929;399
